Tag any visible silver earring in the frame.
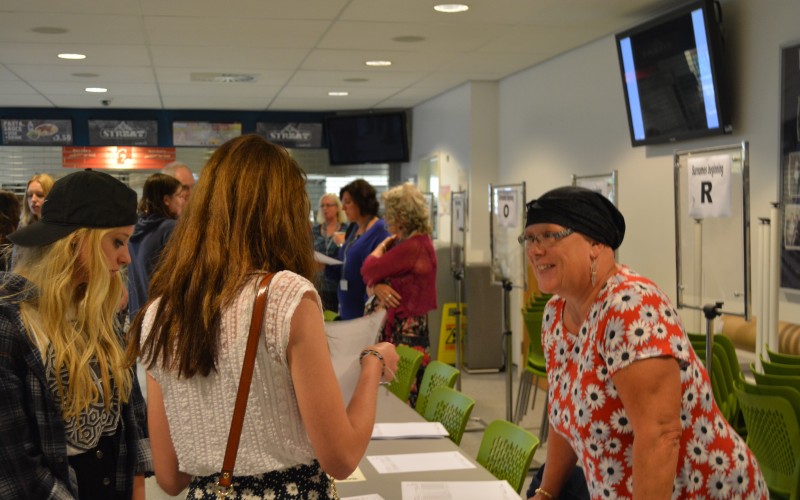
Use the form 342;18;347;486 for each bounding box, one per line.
590;259;597;287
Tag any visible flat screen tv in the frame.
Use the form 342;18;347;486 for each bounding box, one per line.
615;0;731;147
324;112;409;165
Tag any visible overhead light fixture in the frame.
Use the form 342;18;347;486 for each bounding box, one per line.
434;4;469;13
58;53;86;60
365;60;392;67
85;87;107;93
328;91;349;97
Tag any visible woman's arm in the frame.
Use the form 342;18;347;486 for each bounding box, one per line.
288;293;398;479
361;236;421;285
146;374;192;496
529;425;579;500
612;357;683;499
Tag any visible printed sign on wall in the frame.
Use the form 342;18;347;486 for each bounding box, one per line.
63;146;175;170
1;119;73;145
687;154;732;218
256;122;322;148
172;121;241;147
497;190;518;228
88;120;158;146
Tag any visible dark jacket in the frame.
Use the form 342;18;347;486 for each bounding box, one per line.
0;274;152;498
127;214;177;320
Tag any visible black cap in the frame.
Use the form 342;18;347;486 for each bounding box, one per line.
525;186;626;250
9;170;137;247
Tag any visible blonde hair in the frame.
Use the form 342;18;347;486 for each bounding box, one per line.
20;173;55;227
14;228;131;420
382;183;432;236
315;193;346;224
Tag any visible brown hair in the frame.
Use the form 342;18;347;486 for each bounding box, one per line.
138;173;182;218
129;135;316;377
340;179;380;217
20;173;54;227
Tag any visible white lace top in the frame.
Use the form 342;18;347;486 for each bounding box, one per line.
142;271;321;476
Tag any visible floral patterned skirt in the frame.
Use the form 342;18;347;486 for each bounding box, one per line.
186;460;337;499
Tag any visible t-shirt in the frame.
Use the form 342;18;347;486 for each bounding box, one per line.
542;266;767;499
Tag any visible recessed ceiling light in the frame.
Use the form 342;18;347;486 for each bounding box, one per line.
31;26;69;34
393;35;425;43
72;72;99;78
328;91;349;97
85;87;107;93
365;60;392;67
344;78;369;83
434;4;469;13
58;53;86;60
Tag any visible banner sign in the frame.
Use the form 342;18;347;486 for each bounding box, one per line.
62;146;175;170
88;120;158;146
172;121;241;146
1;119;73;145
256;122;323;148
687;154;732;218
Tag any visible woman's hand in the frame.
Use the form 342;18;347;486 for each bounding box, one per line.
374;283;401;308
370;235;398;258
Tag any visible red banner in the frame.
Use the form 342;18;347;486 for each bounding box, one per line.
62;146;176;170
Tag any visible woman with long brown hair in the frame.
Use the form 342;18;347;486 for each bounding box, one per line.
19;172;54;227
129;135;398;498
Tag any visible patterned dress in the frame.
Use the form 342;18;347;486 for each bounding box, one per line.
542;266;767;499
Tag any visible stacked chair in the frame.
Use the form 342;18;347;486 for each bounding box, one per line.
688;333;745;434
514;295;551;442
421;386;475;445
415;360;460;417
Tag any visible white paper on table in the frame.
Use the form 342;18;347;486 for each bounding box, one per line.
367;451;476;474
326;310;386;403
315;250;342;265
341;495;386;500
401;481;519;500
334;466;367;483
371;422;449;439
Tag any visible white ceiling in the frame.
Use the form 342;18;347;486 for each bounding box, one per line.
0;0;675;112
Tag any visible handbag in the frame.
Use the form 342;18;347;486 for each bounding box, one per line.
215;273;274;498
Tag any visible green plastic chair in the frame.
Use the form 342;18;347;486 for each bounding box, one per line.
693;344;740;428
690;333;746;387
752;366;800;393
422;386;475;445
476;419;541;493
762;358;800;377
737;381;800;499
387;345;423;403
322;310;340;322
415;360;460;417
515;310;547;431
769;348;800;366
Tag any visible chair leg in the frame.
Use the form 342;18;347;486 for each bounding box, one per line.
539;392;549;443
514;371;533;423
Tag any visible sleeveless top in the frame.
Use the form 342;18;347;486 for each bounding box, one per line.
142;271;321;476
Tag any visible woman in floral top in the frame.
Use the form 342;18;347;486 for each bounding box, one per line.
524;186;766;500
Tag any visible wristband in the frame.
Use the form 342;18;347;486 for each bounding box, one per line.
535;487;555;500
359;349;385;378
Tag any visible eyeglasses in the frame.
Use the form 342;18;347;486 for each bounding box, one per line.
518;228;574;249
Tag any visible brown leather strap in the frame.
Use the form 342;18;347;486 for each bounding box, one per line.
218;273;275;491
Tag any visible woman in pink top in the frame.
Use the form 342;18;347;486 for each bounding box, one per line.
362;183;437;404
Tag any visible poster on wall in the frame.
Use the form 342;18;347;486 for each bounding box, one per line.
172;121;241;147
256;122;322;148
62;146;175;169
88;120;158;146
1;119;73;145
780;42;800;290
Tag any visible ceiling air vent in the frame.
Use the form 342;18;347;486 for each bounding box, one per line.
190;72;257;83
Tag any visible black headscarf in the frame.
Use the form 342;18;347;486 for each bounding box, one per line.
525;186;626;249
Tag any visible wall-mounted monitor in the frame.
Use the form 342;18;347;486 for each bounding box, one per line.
615;0;732;147
324;111;410;165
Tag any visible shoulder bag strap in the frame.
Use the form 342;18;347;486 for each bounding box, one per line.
217;273;275;495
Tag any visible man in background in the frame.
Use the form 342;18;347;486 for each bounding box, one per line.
162;161;196;200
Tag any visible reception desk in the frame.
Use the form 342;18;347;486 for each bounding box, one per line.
336;390;513;499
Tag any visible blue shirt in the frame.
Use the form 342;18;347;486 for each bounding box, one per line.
336;219;390;320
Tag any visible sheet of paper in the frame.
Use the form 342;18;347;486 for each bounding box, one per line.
326;310;386;403
341;495;386;500
334;466;367;483
371;422;449;439
367;451;476;474
401;481;519;500
315;250;342;265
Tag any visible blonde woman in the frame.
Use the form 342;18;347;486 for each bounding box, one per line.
0;170;151;498
19;173;54;227
312;193;348;311
361;183;437;404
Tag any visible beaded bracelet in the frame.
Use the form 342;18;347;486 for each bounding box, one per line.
359;349;385;378
534;487;555;500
